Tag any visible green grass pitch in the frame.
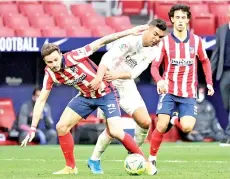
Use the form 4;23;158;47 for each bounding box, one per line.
0;142;229;179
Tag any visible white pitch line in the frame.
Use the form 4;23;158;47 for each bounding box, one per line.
0;158;228;163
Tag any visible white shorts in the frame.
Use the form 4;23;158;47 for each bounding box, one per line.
97;80;146;119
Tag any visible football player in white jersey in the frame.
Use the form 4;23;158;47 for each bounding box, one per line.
88;19;167;175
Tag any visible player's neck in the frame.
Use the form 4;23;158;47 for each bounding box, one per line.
173;29;187;42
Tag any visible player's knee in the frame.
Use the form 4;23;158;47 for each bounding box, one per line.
181;125;194;133
156;122;169;133
109;128;123;139
139;118;151;129
56;122;69;135
156;115;170;133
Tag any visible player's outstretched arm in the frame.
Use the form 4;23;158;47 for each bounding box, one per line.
21;89;51;147
89;25;148;53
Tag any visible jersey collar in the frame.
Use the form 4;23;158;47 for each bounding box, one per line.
171;30;190;43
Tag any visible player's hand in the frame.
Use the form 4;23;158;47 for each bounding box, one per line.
207;84;215;96
20;127;36;147
157;80;167;94
130;25;148;36
104;71;118;82
89;77;102;91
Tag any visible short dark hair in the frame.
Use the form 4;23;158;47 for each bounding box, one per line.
41;43;61;59
32;88;41;96
148;18;167;31
168;4;191;22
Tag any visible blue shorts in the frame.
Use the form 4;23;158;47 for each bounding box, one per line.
67;91;121;119
156;94;197;118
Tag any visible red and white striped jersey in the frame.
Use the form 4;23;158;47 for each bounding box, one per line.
42;45;114;98
151;32;213;98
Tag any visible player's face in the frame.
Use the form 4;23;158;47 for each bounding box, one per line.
147;26;165;46
171;10;189;32
44;50;62;72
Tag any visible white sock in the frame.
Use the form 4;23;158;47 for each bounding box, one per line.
134;125;149;147
91;129;112;161
170;116;177;125
149;155;157;162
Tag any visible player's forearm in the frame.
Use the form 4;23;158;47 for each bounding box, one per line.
117;72;132;79
31;100;46;128
201;59;213;86
95;64;108;81
151;65;163;83
90;29;132;53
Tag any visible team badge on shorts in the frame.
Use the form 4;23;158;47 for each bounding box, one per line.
194;105;197;115
157;102;163;110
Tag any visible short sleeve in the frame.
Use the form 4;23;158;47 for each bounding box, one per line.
42;71;54;90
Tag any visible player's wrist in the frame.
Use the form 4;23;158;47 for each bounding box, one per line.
207;84;213;89
30;126;36;131
157;79;165;85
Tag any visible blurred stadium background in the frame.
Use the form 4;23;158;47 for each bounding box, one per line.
0;0;229;145
0;0;230;178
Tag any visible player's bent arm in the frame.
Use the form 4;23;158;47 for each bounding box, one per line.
113;62;150;80
89;25;147;53
96;43;131;81
197;37;213;86
95;64;109;81
31;89;51;128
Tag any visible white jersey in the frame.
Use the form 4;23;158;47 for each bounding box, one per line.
98;34;160;116
101;34;159;87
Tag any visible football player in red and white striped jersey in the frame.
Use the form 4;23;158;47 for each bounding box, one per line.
20;26;156;175
149;4;215;167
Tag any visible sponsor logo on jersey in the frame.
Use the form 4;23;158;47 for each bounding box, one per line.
125;55;137;68
119;43;128;51
66;73;87;85
171;58;194;66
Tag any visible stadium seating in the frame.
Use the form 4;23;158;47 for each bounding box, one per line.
0;98;16;130
54;15;81;28
106;16;133;32
190;3;210;15
0;27;15;37
154;4;173;27
0;1;229;37
121;1;144;15
0;17;3;27
65;26;92;37
44;3;69;16
192;14;215;35
70;4;97;18
81;15;107;29
29;15;55;29
4;14;30;29
91;25;115;37
0;4;19;16
42;27;67;37
217;16;229;27
15;27;41;37
18;3;45;16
